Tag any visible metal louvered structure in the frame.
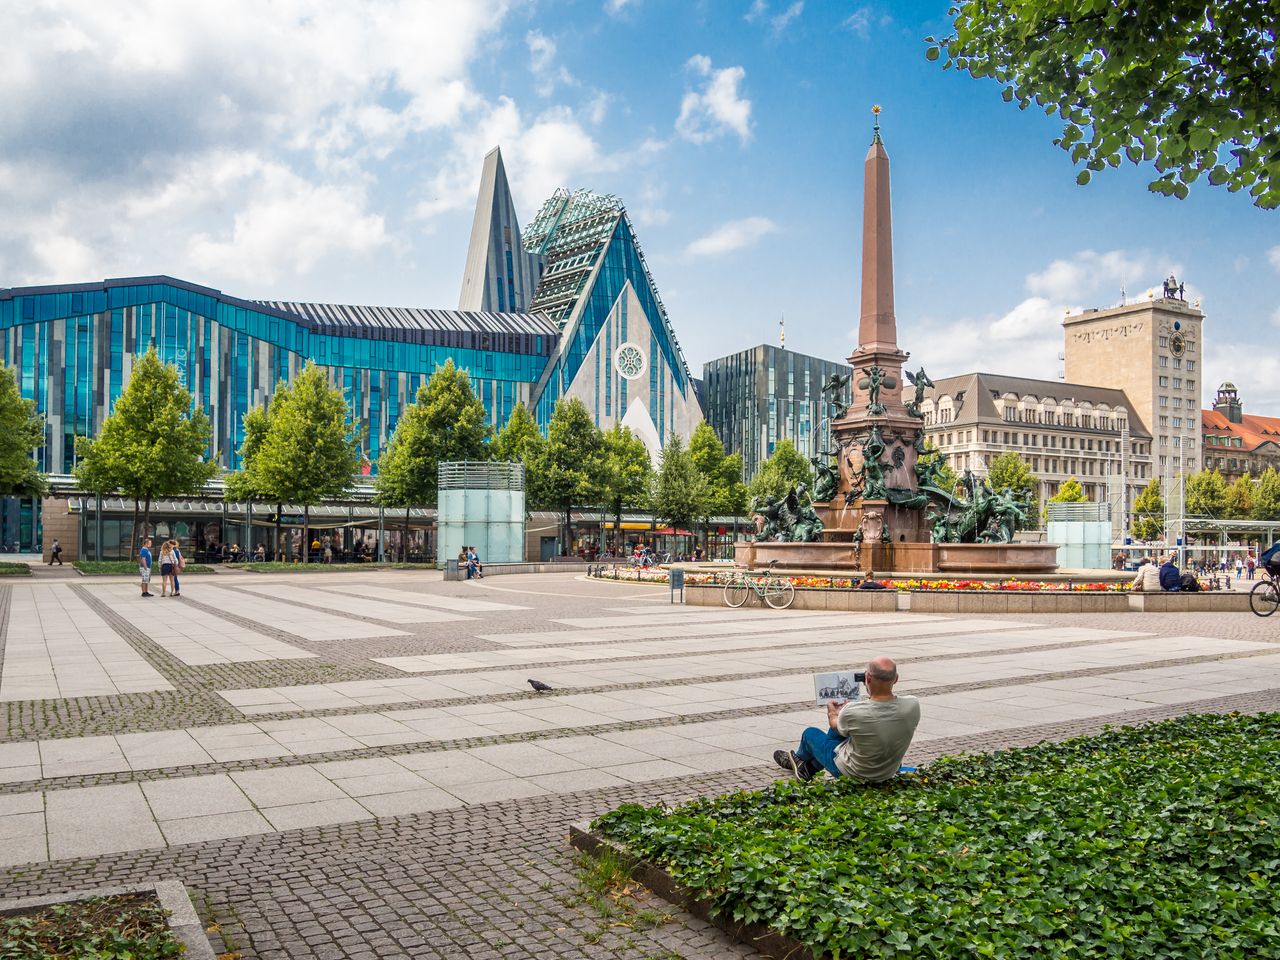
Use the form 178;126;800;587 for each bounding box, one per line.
258;300;559;350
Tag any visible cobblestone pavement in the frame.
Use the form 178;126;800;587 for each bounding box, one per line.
1;570;1278;959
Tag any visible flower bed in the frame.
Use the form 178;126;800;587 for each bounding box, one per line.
588;713;1280;960
589;568;1129;592
1;893;182;959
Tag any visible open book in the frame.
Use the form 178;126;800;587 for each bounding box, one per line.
813;671;864;705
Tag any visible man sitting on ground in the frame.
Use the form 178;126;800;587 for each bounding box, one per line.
773;655;920;783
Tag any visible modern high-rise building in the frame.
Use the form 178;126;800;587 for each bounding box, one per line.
1063;284;1204;479
701;344;851;480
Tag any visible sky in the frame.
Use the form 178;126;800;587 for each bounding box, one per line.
1;0;1277;410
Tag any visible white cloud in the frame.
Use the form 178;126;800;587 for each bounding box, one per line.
631;184;671;227
771;1;804;33
745;0;768;21
1269;245;1280;271
605;0;638;13
843;7;871;36
526;30;574;97
676;55;752;145
686;216;777;256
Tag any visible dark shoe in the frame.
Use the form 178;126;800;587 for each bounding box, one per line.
172;592;180;597
801;759;825;781
142;592;154;597
773;750;814;782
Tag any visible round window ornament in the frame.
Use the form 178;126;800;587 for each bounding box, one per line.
614;342;647;380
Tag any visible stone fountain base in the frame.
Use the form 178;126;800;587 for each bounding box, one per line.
733;539;1058;575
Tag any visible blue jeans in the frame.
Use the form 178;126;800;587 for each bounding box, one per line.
796;726;846;778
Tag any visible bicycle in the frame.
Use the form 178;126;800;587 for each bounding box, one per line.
1249;568;1280;617
722;560;795;610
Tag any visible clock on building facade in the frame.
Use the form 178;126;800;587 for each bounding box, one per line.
1170;332;1186;357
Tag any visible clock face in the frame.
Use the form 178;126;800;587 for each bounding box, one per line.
1170;333;1186;357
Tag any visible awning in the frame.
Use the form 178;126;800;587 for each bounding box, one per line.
651;527;694;536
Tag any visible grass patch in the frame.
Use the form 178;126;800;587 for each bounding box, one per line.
73;560;214;575
571;848;674;945
240;561;436;572
1;893;182;959
592;713;1280;959
0;561;30;575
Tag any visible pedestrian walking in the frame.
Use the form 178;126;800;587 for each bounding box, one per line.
1248;556;1256;580
171;539;185;597
1236;557;1244;580
49;538;63;565
159;540;176;597
139;538;154;597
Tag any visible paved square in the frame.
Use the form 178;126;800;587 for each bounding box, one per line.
1;569;1277;958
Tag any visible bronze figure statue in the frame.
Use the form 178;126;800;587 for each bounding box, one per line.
821;372;852;420
904;367;933;418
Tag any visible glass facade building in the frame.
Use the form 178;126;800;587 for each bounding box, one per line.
0;276;560;473
702;344;852;480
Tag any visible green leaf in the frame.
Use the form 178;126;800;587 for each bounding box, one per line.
1076;170;1091;185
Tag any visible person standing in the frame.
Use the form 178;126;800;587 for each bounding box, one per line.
1248;555;1256;580
49;539;63;565
158;540;175;597
171;539;184;597
139;538;154;597
1235;557;1244;580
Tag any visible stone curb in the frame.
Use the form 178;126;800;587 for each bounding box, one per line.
0;879;216;960
570;821;813;960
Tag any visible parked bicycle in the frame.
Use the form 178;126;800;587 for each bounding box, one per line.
722;560;795;610
1249;567;1280;617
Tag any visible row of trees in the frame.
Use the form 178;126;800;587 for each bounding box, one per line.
1131;468;1280;541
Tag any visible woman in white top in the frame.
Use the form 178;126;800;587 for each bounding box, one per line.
158;541;176;597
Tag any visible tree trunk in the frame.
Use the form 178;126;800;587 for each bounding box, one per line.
131;499;140;557
404;504;411;563
141;496;152;551
274;504;283;562
564;501;573;555
614;498;623;557
303;505;310;563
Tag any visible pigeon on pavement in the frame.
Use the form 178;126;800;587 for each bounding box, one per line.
528;679;553;693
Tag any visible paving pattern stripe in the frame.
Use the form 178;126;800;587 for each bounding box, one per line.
80;585;317;666
221;626;1171;716
2;674;1279;870
325;584;529;612
7;645;1279;797
190;586;412;641
231;583;475;625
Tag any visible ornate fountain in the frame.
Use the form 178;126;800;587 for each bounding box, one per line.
737;110;1058;575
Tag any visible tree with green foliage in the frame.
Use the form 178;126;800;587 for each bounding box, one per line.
653;432;709;540
747;439;814;502
598;424;652;553
529;397;603;551
1185;469;1228;517
375;361;491;560
1131;478;1165;541
249;362;360;562
491;401;547;507
986;451;1040;528
1251;467;1280;523
1049;477;1088;504
689;422;748;549
927;1;1280;209
1225;474;1255;520
74;348;216;552
225;390;288;555
0;362;46;497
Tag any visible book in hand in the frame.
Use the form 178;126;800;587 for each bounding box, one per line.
813;670;865;705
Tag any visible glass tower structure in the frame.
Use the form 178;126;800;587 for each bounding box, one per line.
0;276;559;473
702;343;852;480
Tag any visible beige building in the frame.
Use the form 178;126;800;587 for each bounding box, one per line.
920;373;1154;508
1063;287;1203;479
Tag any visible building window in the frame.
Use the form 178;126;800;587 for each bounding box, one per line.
1173;397;1182;409
1159;356;1169;367
1159;416;1168;427
1187;360;1196;371
1173;377;1181;389
1159;396;1168;407
1173;358;1181;369
1173;417;1182;427
1187;379;1195;392
1159;376;1168;387
1159;336;1169;347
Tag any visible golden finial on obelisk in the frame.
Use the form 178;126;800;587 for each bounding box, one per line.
871;104;882;143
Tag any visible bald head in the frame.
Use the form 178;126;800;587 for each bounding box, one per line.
865;656;899;696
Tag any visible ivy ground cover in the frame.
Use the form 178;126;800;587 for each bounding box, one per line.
592;713;1280;959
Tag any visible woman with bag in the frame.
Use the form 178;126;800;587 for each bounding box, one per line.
171;539;185;597
158;541;176;597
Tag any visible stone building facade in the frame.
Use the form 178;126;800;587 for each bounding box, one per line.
920;373;1154;507
1200;382;1280;482
1062;290;1203;479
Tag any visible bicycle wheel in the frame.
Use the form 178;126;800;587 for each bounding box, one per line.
1249;580;1280;617
763;577;795;610
723;579;750;608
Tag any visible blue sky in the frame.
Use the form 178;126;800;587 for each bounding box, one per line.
1;0;1276;407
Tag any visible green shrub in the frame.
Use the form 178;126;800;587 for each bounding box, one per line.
593;713;1280;959
0;561;30;575
241;561;436;572
1;894;182;958
73;560;213;575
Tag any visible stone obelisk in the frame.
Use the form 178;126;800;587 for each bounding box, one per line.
824;109;928;556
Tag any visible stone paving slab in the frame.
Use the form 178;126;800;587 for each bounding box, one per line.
328;584;529;612
84;586;317;665
235;583;473;624
1;585;174;701
191;586;411;641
